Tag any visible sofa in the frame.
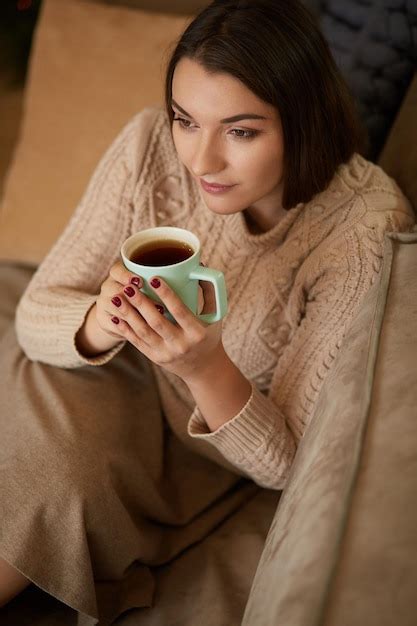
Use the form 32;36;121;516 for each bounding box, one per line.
0;1;416;625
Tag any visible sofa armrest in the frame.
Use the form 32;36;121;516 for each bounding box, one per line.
243;229;417;626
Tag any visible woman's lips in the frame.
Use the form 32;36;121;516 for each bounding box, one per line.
200;179;236;194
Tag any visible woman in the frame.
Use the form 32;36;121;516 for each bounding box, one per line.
0;0;414;623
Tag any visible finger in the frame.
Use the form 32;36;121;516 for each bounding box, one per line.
200;280;217;316
197;262;206;314
94;308;126;340
108;289;165;347
109;260;144;288
106;315;127;337
148;276;202;334
197;285;204;315
119;284;180;343
109;315;154;358
100;274;130;298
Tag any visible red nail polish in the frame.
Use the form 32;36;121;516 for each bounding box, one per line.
150;278;161;289
111;296;122;307
124;286;135;297
155;304;164;314
111;316;120;324
130;276;142;287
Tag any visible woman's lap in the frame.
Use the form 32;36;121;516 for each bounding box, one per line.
0;325;255;624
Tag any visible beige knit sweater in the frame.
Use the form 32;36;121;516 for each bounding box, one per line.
16;107;415;490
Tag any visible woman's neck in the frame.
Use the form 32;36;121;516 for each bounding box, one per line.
244;205;287;234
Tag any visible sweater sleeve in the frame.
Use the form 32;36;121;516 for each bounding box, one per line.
187;203;415;490
15;108;159;368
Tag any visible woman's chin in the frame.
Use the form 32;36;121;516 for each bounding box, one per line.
200;193;244;216
205;202;243;216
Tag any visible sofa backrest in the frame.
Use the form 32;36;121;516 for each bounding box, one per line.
379;74;417;213
91;0;209;13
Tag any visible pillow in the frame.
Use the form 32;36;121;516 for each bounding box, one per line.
0;0;191;264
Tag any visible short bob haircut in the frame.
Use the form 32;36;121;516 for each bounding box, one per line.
165;0;366;210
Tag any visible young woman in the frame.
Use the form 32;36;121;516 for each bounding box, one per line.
0;0;414;622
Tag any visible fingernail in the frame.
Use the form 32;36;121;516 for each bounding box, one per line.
111;296;122;307
130;276;142;287
124;286;135;297
150;278;161;289
155;304;164;314
111;316;120;324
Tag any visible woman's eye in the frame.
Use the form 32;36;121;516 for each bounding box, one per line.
230;128;258;140
172;114;258;140
172;115;194;130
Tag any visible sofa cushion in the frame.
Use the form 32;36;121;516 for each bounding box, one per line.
242;228;417;626
0;0;190;265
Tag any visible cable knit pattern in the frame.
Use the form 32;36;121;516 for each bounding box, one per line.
16;107;415;490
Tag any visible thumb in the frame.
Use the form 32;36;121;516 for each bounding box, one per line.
199;278;216;316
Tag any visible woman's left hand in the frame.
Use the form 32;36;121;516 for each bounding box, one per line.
110;264;223;382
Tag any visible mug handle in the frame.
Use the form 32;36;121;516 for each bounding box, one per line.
188;266;228;324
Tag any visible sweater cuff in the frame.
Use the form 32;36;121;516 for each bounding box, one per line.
187;383;278;462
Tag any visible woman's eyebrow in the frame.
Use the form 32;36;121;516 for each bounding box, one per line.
171;99;268;123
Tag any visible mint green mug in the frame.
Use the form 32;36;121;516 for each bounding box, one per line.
121;227;228;324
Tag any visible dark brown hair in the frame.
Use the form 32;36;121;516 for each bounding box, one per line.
165;0;366;209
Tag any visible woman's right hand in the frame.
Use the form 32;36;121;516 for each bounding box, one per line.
75;261;140;357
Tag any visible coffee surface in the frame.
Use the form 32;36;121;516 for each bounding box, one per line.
130;239;194;266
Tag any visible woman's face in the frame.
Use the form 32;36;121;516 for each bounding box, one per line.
171;57;285;228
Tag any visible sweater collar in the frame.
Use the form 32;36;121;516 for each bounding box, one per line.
225;205;305;250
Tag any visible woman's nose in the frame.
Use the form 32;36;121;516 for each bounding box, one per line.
191;136;225;178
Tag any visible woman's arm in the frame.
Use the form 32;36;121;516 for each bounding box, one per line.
15;108;159;367
186;207;415;489
183;342;252;432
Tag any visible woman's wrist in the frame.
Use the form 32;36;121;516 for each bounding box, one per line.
75;303;123;358
184;345;252;432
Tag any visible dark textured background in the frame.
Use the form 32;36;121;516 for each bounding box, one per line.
316;0;417;158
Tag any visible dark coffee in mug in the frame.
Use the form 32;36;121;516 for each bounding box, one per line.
129;239;194;267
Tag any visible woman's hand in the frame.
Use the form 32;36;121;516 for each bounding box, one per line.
86;260;251;433
75;261;135;357
106;261;223;382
